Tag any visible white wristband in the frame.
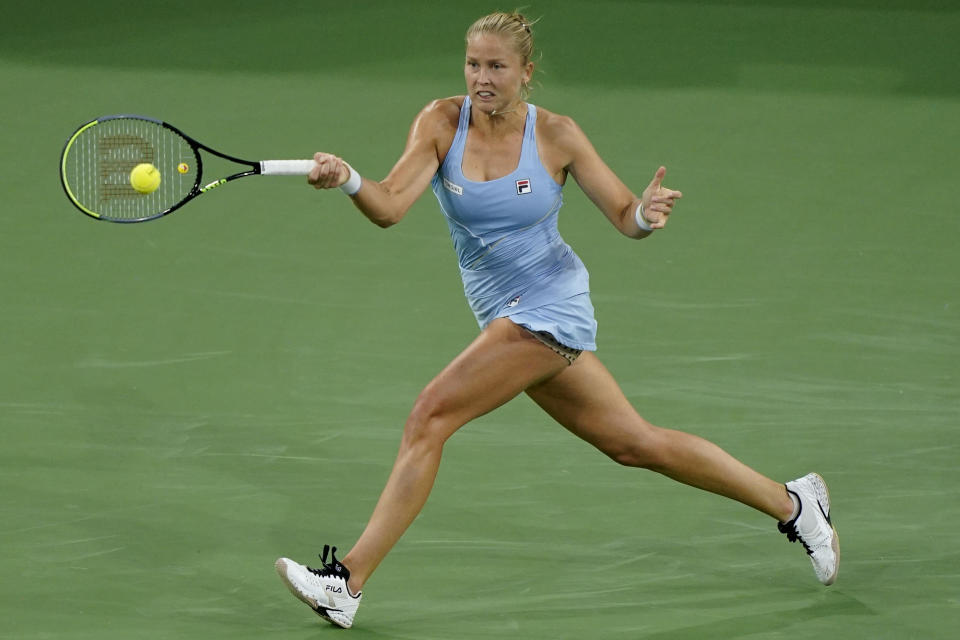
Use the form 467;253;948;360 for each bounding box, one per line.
634;202;653;232
339;162;362;196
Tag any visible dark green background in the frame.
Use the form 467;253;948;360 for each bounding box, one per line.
2;1;957;638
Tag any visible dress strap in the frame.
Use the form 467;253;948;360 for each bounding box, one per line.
520;103;538;164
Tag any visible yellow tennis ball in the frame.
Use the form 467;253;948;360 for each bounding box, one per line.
130;163;161;194
177;162;189;174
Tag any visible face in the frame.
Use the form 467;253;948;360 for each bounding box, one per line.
464;33;533;113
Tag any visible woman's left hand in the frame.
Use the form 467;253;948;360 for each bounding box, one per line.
640;166;682;229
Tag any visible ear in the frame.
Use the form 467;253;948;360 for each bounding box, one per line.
522;61;535;85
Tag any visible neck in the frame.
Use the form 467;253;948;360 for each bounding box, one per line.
490;105;520;117
475;99;526;130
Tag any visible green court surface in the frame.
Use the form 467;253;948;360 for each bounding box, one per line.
2;1;958;638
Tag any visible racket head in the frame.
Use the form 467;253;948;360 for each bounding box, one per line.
60;115;203;222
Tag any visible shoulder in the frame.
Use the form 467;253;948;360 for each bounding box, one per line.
534;105;593;173
535;106;589;152
408;97;464;163
415;96;464;134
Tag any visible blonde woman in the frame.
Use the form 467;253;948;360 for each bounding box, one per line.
276;12;838;629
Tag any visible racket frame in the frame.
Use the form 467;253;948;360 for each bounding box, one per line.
60;114;267;223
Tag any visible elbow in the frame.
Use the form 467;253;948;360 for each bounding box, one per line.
372;216;398;229
357;181;407;228
368;208;405;228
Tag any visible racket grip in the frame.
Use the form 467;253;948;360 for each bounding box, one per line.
260;159;315;176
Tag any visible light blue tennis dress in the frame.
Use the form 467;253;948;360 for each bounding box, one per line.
430;96;597;351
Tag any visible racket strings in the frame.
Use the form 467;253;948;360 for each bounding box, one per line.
97;133;157;202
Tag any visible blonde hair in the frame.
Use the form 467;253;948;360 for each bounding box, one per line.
465;11;538;98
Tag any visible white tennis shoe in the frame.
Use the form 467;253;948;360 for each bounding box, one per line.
778;473;840;585
275;545;362;629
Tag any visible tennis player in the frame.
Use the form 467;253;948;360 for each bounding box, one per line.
276;12;839;629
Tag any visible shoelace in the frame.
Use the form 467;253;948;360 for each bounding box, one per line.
778;517;813;555
777;488;815;555
307;544;348;579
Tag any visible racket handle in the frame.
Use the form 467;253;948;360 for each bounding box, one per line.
260;159;315;175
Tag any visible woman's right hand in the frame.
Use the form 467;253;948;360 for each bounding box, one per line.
308;152;350;189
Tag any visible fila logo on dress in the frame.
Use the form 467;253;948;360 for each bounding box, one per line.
516;179;532;195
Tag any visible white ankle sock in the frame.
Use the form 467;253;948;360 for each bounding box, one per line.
786;489;801;521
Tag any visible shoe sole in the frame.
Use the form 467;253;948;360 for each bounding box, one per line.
274;558;347;627
810;473;840;586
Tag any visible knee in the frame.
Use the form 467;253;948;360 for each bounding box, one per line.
608;444;661;470
401;388;458;452
603;423;669;470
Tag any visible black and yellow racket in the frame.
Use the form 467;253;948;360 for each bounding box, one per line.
59;114;314;223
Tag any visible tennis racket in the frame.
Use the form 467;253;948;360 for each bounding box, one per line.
59;114;315;223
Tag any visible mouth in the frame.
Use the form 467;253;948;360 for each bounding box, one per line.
475;90;495;100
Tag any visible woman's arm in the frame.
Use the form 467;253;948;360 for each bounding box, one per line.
307;99;458;228
545;114;682;239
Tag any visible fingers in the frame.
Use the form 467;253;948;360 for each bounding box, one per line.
651;188;683;203
641;166;683;229
308;152;347;189
650;165;666;188
646;192;681;223
649;166;681;197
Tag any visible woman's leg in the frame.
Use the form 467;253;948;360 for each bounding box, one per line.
342;319;570;591
524;351;795;520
